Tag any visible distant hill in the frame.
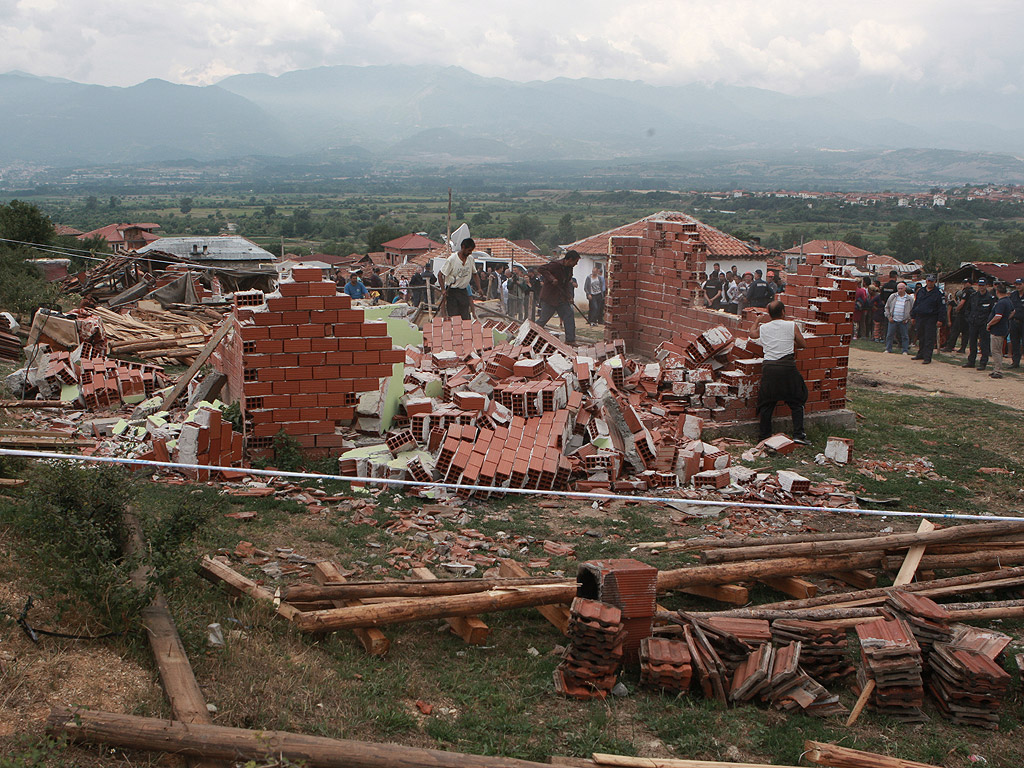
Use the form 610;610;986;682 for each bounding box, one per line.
6;65;1024;185
0;71;290;164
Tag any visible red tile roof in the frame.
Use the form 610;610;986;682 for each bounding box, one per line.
782;239;875;261
77;222;161;246
563;211;766;258
382;233;443;251
415;237;551;268
55;224;83;236
943;261;1024;284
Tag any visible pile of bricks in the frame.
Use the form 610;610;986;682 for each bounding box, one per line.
26;347;166;410
148;404;244;480
855;618;927;722
606;218;855;420
639;637;692;692
211;268;404;458
554;598;624;700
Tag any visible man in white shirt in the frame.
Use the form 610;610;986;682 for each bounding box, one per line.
884;281;914;354
438;238;483;319
750;300;809;444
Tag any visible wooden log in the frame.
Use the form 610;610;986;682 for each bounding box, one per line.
679;584;750;605
411;567;490;645
0;400;73;408
47;707;554;768
0;478;26;487
638;531;872;553
890;550;1024;570
756;576;817;599
829;570;877;589
593;755;805;768
499;559;571;635
291;583;577;634
198;556;300;622
804;740;941;768
158;318;233;410
658;553;887;591
284;576;571;603
138;346;205;359
892;519;935;586
110;335;205;353
700;520;1024;564
313;561;389;656
672;599;1024;624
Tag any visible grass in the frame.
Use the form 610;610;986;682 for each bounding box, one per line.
4;380;1024;767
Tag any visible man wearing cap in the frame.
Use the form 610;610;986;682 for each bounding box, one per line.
750;300;808;444
909;275;944;364
987;283;1014;379
942;277;975;353
438;237;483;320
537;250;581;344
963;278;996;371
1009;278;1024;368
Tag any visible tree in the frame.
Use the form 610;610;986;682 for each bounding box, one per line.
0;199;55;245
179;197;194;214
887;220;923;263
507;213;544;242
997;229;1024;262
366;221;404;252
842;231;864;249
108;196;119;210
84;196;98;212
555;213;575;245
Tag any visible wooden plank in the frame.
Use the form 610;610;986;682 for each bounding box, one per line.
411;567;490;645
313;561;389;656
499;558;570;635
829;570;877;590
679;584;749;605
804;740;941;768
158;318;233;410
593;753;805;768
756;576;817;599
198;555;300;621
845;679;875;727
893;519;936;587
126;517;223;768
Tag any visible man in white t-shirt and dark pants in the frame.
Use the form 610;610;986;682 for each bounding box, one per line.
751;300;809;444
438;237;483;319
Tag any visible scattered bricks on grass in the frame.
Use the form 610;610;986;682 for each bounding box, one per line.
824;436;854;464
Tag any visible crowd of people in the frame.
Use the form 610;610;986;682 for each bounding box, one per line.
854;270;1023;378
699;263;784;313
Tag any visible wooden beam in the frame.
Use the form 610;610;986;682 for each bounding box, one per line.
678;584;749;605
47;707;556;768
499;559;570;635
284;576;570;602
313;561;389;656
892;519;935;587
829;570;877;590
198;555;300;622
411;567;490;645
592;754;805;768
804;741;941;768
158;317;233;411
756;576;817;600
845;679;875;727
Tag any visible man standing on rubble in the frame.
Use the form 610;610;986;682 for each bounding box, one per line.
438;238;483;320
751;301;808;444
537;250;580;344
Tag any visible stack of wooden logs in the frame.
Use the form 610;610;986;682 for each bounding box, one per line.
93;306;225;365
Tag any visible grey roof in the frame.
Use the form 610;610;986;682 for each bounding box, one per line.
138;236;275;263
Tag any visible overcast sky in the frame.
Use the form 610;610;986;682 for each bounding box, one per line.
2;0;1020;94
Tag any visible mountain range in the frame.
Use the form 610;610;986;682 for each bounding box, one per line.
3;65;1024;185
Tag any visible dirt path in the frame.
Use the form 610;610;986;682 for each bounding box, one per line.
848;345;1024;410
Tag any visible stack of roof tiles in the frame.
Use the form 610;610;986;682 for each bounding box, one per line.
211;268;404;458
883;590;953;654
639;637;692;692
855;618;926;722
554;598;625;700
577;559;657;662
605;218;854;419
771;619;852;683
927;625;1012;730
681;622;729;704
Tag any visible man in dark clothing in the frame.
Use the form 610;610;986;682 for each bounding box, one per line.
878;270;899;344
963;278;996;370
703;270;723;309
910;275;944;363
409;269;426;307
1009;277;1023;368
987;283;1014;378
746;270;773;309
942;278;974;352
365;267;384;291
537;250;580;344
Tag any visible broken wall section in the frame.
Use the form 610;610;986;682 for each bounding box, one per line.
606;219;854;420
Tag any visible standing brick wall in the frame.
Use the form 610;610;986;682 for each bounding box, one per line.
605;219;854;421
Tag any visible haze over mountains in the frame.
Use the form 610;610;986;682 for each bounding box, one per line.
3;64;1024;185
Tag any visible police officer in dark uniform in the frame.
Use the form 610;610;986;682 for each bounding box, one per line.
1009;277;1023;368
962;278;996;371
942;277;974;353
746;270;773;309
910;275;944;364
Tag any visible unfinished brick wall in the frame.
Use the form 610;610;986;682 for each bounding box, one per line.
211;267;404;456
606;219;854;420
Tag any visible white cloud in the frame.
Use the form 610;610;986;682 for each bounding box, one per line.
0;0;1020;95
